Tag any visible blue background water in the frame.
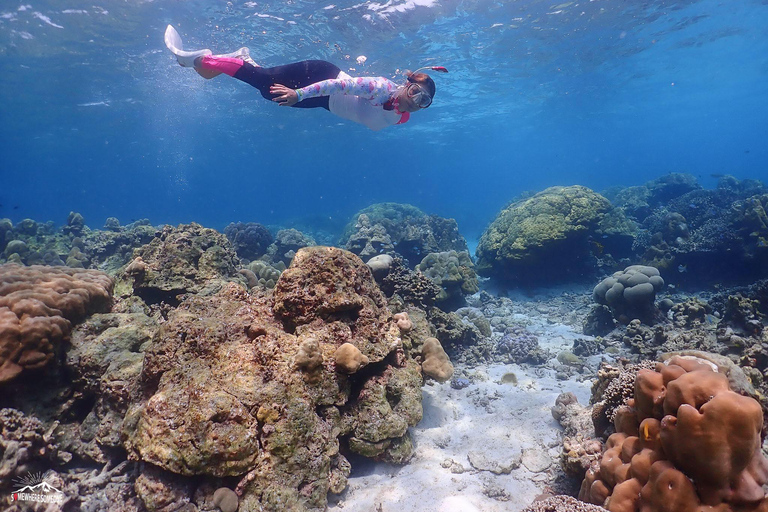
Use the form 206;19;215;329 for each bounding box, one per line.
1;0;767;243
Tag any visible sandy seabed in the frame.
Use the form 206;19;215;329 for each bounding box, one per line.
329;295;595;512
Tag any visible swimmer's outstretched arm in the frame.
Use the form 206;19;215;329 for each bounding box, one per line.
271;77;398;107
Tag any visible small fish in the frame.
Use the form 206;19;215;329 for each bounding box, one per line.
678;264;687;273
13;205;19;210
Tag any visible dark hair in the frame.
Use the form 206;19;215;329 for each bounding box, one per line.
407;72;436;98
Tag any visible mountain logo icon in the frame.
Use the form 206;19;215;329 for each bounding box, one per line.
13;481;63;494
10;472;66;504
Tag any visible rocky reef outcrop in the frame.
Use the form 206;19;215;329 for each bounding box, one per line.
116;246;429;511
125;222;244;304
0;230;448;512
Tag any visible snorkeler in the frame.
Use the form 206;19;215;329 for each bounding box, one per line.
164;25;446;131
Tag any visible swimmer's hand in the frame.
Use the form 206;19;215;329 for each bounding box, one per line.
270;84;298;106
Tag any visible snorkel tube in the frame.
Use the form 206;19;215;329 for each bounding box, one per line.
408;66;449;75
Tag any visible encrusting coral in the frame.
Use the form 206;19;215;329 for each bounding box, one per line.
0;263;113;383
579;355;768;511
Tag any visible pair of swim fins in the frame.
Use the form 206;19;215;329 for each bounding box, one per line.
164;25;253;69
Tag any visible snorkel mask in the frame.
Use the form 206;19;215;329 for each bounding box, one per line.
405;66;448;109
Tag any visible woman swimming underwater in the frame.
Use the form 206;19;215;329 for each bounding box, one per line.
164;25;447;131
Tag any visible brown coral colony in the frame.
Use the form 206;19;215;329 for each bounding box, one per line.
580;356;768;512
0;263;114;383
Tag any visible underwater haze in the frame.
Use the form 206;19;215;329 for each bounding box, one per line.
1;0;767;239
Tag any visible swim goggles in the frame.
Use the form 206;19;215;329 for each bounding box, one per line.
406;82;433;108
404;65;447;108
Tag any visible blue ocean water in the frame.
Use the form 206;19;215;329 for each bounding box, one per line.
1;0;767;242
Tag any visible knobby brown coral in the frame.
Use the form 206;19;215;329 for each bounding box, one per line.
0;263;113;383
580;355;768;511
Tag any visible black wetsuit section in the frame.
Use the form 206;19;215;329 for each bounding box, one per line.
233;60;341;110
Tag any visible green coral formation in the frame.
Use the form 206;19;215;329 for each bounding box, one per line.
475;185;612;283
340;202;428;241
417;250;479;306
0;215;158;271
735;194;768;251
244;259;284;289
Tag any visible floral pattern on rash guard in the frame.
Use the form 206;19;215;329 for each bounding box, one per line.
295;77;398;105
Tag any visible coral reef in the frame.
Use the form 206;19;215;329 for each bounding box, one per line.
120;246;428;511
475;185;614;284
551;392;602;477
378;257;441;308
607;173;702;222
125;223;243;304
621;176;768;284
455;306;493;337
224;221;273;262
262;228;314;267
0;263;114;383
522;495;607;512
427;306;483;355
0;408;60;487
583;304;616;336
579;355;768;511
497;327;546;364
60;311;156;464
0;215;158;271
592;265;664;324
243;259;284;289
341;203;468;267
416;250;479;308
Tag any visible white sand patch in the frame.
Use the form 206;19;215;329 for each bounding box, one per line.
330;318;593;512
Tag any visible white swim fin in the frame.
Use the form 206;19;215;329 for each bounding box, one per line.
164;25;212;68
